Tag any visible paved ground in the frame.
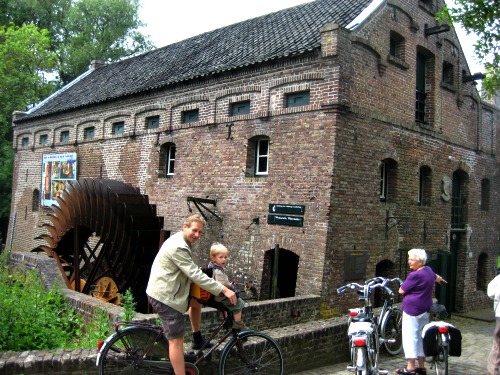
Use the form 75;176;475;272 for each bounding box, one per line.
292;310;495;375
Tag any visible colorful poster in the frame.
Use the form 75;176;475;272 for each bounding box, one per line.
41;152;77;207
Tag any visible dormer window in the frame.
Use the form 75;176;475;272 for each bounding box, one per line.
182;109;199;124
230;100;250;116
285;91;310;108
112;122;125;135
146;116;159;129
83;127;95;140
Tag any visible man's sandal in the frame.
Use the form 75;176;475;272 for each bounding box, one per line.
395;367;416;375
415;368;427;375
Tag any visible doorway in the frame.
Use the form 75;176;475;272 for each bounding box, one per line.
260;246;299;299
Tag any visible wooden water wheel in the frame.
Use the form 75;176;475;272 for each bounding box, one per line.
36;178;164;313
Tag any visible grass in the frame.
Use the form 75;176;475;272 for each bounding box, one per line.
0;251;113;351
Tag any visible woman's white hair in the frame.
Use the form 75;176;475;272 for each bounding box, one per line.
408;248;427;264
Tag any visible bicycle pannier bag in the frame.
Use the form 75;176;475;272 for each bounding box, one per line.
448;326;462;357
422;326;439;357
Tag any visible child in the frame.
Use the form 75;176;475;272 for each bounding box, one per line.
208;242;248;330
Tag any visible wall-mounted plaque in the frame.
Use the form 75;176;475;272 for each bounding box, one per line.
267;214;303;227
268;204;305;215
344;250;368;281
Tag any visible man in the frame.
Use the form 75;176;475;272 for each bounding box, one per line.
146;214;236;375
488;273;500;375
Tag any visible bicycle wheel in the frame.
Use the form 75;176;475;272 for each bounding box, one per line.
97;326;171;374
219;331;284;375
430;346;448;375
380;307;403;355
354;346;367;375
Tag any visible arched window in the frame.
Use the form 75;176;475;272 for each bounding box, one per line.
380;159;397;202
418;166;432;207
159;143;176;178
245;136;270;177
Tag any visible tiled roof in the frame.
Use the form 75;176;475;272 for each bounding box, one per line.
23;0;373;120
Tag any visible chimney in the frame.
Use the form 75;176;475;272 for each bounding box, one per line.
89;60;106;70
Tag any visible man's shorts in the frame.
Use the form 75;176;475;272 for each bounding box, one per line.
148;296;185;339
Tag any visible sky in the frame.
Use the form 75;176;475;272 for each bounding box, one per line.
138;0;484;76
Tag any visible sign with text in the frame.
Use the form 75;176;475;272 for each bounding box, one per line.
268;204;305;215
41;152;77;207
267;214;303;227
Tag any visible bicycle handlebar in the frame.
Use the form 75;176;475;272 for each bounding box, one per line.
337;277;403;295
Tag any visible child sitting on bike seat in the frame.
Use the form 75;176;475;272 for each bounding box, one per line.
209;243;248;331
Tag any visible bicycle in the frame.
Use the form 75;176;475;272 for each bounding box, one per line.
337;276;403;375
96;299;284;374
422;303;462;375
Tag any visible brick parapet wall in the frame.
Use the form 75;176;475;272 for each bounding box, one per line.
2;252;347;374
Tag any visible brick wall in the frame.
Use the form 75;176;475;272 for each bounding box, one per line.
8;0;500;315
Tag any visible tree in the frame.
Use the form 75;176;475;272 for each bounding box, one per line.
61;0;154;83
0;24;58;222
0;0;154;241
0;0;154;84
438;0;500;97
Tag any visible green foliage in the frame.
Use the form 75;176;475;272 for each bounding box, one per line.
0;253;82;351
70;308;112;349
437;0;500;97
120;288;137;322
0;0;154;231
0;23;59;222
0;252;112;351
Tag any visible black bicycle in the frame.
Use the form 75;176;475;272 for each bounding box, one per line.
96;300;284;374
423;304;462;375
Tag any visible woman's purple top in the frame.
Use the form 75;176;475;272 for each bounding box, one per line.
401;266;435;316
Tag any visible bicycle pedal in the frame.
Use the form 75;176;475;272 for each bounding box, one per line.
378;370;389;374
346;365;356;371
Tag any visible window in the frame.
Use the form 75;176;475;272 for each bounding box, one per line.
389;32;405;60
415;52;426;123
442;61;454;85
112;122;125;135
181;109;199;124
32;189;40;212
21;137;29;147
255;139;269;175
230;100;250;116
166;144;176;176
285;91;310;108
39;134;48;145
159;143;176;178
380;159;397;202
418;166;432;207
481;179;490;211
83;127;95;140
60;131;70;142
146;116;160;129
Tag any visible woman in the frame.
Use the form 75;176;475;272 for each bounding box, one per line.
396;248;447;375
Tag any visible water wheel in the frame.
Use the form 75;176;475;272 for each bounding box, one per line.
36;178;164;313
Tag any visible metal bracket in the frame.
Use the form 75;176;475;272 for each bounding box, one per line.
424;24;450;37
187;196;222;222
385;210;409;239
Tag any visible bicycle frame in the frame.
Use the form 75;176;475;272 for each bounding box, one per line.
338;277;402;375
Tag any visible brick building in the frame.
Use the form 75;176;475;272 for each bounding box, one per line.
7;0;500;313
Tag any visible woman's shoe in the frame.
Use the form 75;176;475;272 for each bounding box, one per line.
395;367;416;375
